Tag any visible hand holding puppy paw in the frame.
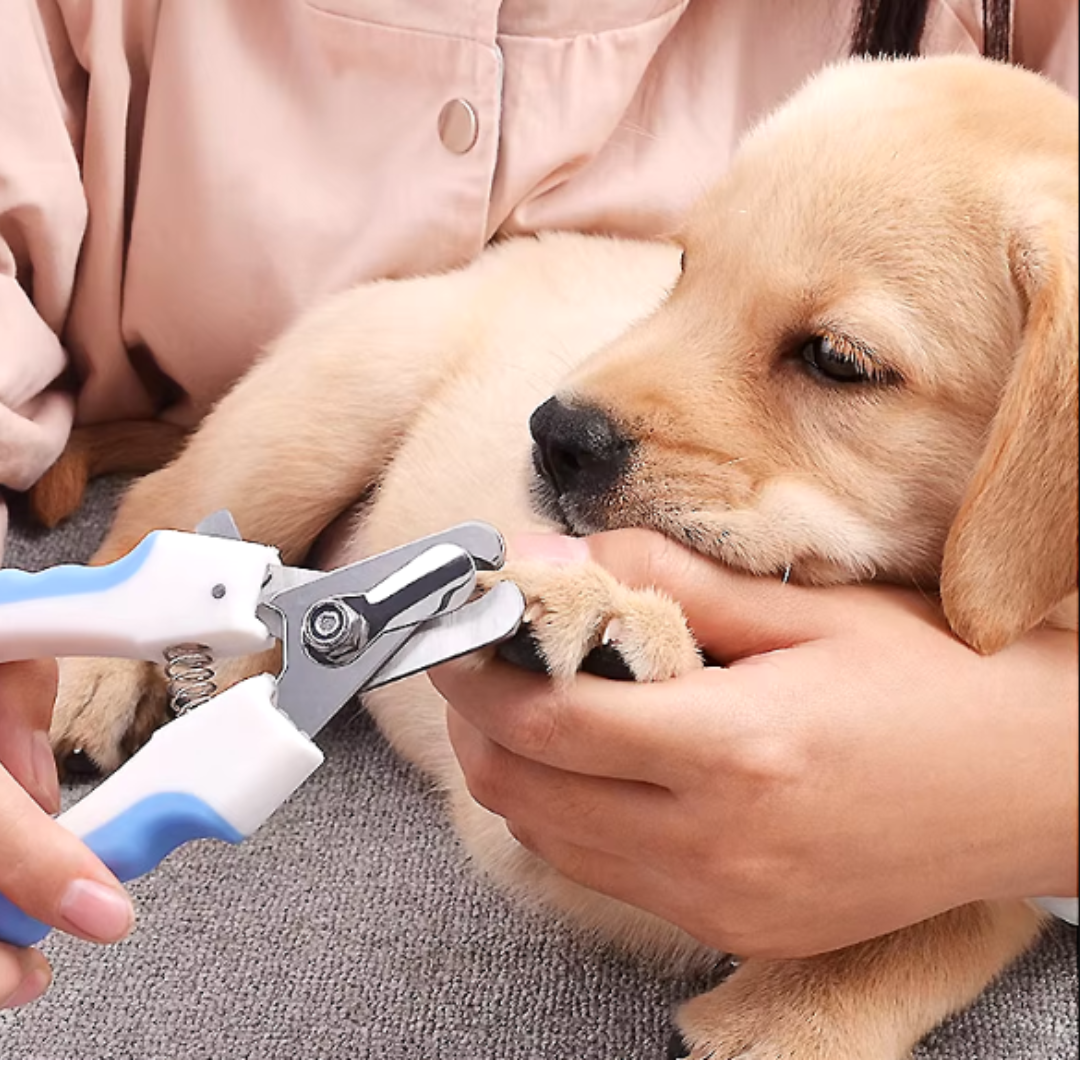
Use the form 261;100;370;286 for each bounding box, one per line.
0;660;135;1008
431;529;1078;959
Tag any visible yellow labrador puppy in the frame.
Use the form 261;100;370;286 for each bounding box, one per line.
40;57;1078;1058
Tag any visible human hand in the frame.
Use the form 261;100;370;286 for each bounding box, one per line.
432;530;1078;959
0;660;135;1008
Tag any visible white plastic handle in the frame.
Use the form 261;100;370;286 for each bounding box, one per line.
59;675;324;840
0;530;280;662
0;676;323;947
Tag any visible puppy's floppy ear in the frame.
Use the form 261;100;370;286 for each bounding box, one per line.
941;223;1079;654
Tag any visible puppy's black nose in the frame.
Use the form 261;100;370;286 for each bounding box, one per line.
529;397;631;496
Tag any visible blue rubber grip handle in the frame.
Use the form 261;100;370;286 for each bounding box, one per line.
0;534;155;605
0;793;243;948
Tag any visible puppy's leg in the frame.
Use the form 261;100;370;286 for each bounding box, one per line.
29;420;188;528
676;900;1044;1060
95;271;482;565
54;273;476;770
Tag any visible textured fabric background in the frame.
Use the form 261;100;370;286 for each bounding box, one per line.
1;480;1076;1060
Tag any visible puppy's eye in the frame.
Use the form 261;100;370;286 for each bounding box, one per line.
800;335;888;385
679;250;686;273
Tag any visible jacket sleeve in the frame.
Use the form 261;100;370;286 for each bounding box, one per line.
0;0;88;558
1015;0;1079;98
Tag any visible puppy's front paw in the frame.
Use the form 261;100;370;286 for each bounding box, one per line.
50;648;279;775
676;957;911;1060
490;560;702;682
51;656;169;775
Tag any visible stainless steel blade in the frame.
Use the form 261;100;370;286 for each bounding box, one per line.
365;580;525;690
264;522;510;737
194;509;244;541
271;546;477;735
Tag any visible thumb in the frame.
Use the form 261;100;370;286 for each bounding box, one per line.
511;529;843;662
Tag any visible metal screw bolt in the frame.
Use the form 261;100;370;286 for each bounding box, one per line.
301;599;368;667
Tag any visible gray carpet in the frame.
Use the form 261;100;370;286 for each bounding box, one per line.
1;479;1076;1060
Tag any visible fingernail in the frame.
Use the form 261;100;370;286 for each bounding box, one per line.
1;962;51;1010
510;533;589;564
31;730;60;814
59;880;135;942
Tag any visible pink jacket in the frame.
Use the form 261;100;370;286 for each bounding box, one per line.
1;0;1077;555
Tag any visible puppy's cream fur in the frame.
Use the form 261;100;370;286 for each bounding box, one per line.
40;57;1078;1058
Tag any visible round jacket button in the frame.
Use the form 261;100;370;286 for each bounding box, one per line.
438;99;479;154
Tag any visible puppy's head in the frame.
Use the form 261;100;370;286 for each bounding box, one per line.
531;57;1078;653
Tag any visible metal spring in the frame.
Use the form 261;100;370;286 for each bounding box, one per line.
163;642;217;717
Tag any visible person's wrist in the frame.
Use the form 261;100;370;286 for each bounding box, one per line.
1022;634;1077;903
974;628;1078;906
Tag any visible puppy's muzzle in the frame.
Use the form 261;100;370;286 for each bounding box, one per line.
529;397;632;500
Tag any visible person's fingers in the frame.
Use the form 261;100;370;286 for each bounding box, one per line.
500;817;734;949
503;816;674;913
585;529;854;659
447;705;674;855
0;772;134;944
0;944;52;1009
514;529;932;663
0;661;60;813
431;654;744;786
